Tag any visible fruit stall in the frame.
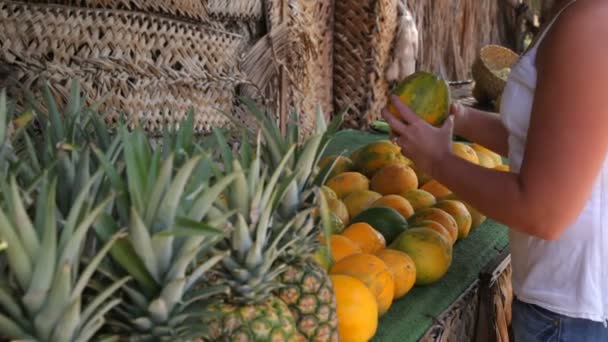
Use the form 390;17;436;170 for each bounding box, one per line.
0;0;541;341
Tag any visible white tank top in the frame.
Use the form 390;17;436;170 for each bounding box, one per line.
500;1;608;323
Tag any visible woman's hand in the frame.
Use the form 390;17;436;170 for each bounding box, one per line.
381;95;455;177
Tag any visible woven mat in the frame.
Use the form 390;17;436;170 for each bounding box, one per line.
324;129;510;342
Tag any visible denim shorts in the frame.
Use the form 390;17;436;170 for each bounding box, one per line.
511;298;608;342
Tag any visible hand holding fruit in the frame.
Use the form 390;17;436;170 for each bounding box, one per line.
382;95;454;177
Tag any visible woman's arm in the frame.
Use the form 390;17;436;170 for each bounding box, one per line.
452;104;510;156
384;1;608;240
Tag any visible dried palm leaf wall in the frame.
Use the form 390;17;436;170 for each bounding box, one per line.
0;0;333;138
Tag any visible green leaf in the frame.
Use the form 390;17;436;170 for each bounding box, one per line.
0;285;28;328
158;218;223;238
79;277;129;335
9;176;40;259
185;251;228;291
144;154;173;227
0;313;30;339
35;262;72;340
129;207;161;283
42;82;64;145
59;194;114;267
120;126;146;213
93;214;158;294
0;208;33;289
0;90;6;143
213;128;233;173
50;296;81;342
75;299;121;342
60;169;104;249
157;155;202;230
187;172;236;222
71;230;127;301
23;178;57;314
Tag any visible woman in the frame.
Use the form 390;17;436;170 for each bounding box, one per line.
382;0;608;341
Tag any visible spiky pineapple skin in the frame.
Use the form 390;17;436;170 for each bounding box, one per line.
277;259;339;342
207;296;298;342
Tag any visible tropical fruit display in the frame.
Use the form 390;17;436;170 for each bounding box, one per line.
0;75;511;342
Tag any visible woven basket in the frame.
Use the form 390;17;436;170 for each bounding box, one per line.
24;0;263;22
0;1;247;135
471;45;519;102
333;0;399;130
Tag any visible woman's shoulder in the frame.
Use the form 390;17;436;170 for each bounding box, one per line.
538;1;608;66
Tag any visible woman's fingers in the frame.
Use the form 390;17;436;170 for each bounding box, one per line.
390;95;421;124
382;108;408;136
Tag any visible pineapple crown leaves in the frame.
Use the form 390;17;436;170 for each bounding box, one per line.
212;129;318;303
2;81;121;218
0;172;127;342
92;125;236;335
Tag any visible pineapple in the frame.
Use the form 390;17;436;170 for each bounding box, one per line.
0;171;126;341
227;100;343;341
93;126;236;340
204;132;300;341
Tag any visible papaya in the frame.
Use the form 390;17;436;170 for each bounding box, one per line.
471;143;503;167
343;190;382;218
434;200;473;240
328;198;350;227
390;227;453;285
493;164;510;172
420;179;452;199
400;189;436;210
452;142;479;165
444;194;487;228
350;140;404;178
475;151;497;168
410;220;453;244
371;195;415;219
326;172;370;199
370;164;418;195
350;206;409;244
409;207;458;244
387;71;450;127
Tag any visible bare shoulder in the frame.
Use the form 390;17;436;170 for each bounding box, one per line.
539;1;608;63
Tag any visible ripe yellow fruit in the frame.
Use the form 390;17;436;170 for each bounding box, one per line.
341;222;386;254
370;164;418;195
400;189;437;211
375;249;417;299
343;190;382;218
409;208;458;244
331;275;378;342
434;200;473;240
391;228;453;285
331;253;395;316
471;143;503;166
371;195;415;219
420;180;452;199
326;172;370;199
329;234;363;263
452;142;479;165
493;164;510;172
